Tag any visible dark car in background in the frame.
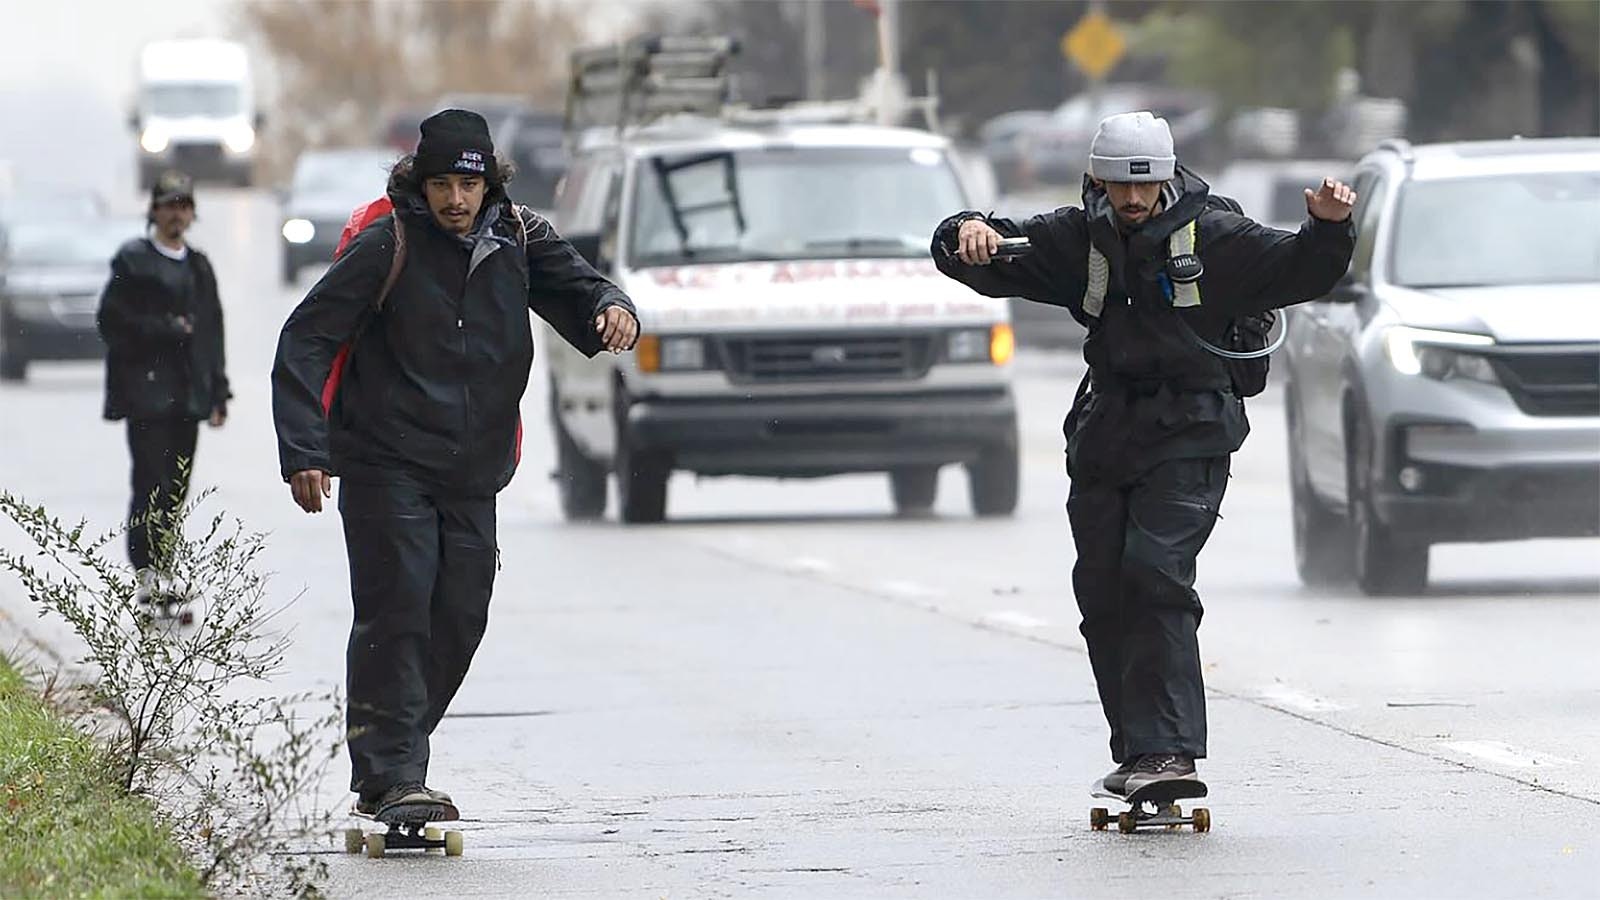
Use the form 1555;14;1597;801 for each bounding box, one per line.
279;147;398;284
499;109;567;211
1021;83;1216;185
1;216;139;381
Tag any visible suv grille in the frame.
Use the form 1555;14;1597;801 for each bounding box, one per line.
1490;346;1600;417
720;334;934;383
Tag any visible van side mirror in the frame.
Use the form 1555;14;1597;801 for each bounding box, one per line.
567;233;604;270
127;109;140;132
255;112;267;131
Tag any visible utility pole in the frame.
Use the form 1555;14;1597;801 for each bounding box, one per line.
875;0;902;125
803;0;826;102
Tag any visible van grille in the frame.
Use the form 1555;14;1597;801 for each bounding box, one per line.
720;334;934;383
1490;346;1600;416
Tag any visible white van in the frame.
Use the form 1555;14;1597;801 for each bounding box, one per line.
543;38;1019;524
131;39;260;188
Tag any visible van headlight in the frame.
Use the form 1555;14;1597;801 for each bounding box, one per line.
637;335;708;373
1383;326;1496;382
947;325;1014;365
140;128;169;154
224;124;256;154
281;219;315;244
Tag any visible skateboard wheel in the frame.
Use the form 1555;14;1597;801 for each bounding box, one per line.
344;829;364;854
1192;808;1211;833
365;833;386;858
1117;812;1137;834
1167;804;1181;817
424;825;443;842
1090;808;1109;831
445;831;464;857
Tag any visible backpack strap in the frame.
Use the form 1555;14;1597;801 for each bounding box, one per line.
374;211;407;310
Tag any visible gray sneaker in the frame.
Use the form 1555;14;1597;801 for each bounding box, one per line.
1100;759;1139;795
1121;754;1199;795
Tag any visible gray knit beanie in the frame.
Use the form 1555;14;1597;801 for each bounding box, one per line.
1088;111;1176;183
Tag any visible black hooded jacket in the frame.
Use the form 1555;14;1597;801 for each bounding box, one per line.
271;188;635;497
932;167;1354;478
97;237;231;422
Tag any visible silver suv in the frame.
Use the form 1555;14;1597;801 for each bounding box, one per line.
1283;137;1600;595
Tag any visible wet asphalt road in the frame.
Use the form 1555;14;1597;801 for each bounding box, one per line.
2;190;1597;898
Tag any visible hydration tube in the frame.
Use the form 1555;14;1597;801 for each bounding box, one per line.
1178;313;1290;360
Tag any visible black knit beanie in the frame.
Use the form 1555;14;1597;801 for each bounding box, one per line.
415;109;498;182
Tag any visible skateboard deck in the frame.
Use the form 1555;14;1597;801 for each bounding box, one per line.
1089;778;1211;834
345;809;464;858
137;596;194;627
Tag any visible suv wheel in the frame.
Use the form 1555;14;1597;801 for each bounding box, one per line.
1287;393;1349;586
1348;409;1429;596
967;443;1019;518
0;344;27;382
890;466;939;514
550;383;607;521
614;388;669;524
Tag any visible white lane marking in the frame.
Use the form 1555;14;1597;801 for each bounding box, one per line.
785;556;834;575
1439;740;1576;769
879;579;941;598
1257;684;1348;713
982;610;1050;630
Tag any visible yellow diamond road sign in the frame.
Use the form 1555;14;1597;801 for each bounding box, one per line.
1062;11;1126;80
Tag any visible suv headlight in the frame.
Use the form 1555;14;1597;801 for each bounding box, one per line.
140;128;169;154
224;124;256;154
281;219;315;244
1384;326;1495;383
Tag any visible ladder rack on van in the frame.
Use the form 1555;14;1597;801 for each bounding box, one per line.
564;35;740;139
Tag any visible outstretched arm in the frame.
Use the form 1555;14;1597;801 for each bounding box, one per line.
520;208;638;356
1201;178;1358;317
930;206;1091;314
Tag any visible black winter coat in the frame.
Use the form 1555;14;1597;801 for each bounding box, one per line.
932;167;1354;479
271;194;635;497
97;237;231;422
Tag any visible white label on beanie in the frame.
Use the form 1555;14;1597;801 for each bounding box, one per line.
455;150;487;174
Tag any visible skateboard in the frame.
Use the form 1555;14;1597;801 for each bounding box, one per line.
136;593;194;627
1089;778;1211;834
344;810;464;859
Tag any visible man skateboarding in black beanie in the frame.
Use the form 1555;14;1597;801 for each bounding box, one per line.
272;109;640;823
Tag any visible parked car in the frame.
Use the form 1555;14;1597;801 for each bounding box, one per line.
1021;84;1215;185
279;147;398;284
1;216;139;380
1282;137;1600;595
977;109;1051;193
498;108;567;212
1210;158;1355;231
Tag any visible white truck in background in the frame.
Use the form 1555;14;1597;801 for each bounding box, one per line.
130;39;261;189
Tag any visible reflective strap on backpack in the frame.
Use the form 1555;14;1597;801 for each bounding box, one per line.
1169;221;1200;308
1083;246;1110;318
1081;219;1201;316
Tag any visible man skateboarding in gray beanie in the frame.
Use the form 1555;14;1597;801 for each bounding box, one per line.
930;111;1356;800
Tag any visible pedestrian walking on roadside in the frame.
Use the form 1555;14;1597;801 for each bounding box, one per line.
271;109;640;824
97;170;231;603
931;111;1356;796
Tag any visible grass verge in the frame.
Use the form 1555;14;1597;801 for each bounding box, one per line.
0;656;201;899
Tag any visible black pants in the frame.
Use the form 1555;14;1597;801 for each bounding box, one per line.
125;417;199;571
338;478;497;796
1067;455;1229;763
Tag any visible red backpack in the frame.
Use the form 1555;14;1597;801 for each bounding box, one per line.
322;197;529;468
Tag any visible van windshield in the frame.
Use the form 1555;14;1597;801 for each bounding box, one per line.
629;146;965;267
146;83;242;118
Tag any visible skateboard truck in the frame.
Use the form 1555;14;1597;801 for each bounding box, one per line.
1090;778;1211;834
344;819;464;858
